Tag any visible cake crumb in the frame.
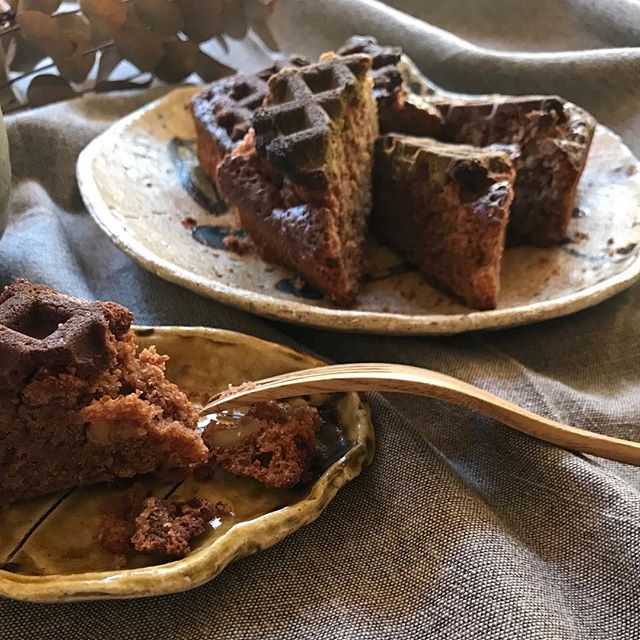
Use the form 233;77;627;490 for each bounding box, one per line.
98;486;217;563
223;234;252;255
132;497;215;558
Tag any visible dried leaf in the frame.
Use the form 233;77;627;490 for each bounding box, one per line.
243;0;275;21
221;0;247;40
175;0;223;43
250;16;279;51
215;33;229;54
1;30;43;72
0;38;18;110
94;77;153;92
55;12;92;40
133;0;183;36
17;0;61;13
17;10;74;58
79;0;127;39
27;73;76;107
154;38;197;82
113;23;163;71
96;43;122;80
56;32;95;83
195;49;234;82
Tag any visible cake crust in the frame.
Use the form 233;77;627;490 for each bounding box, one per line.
190;56;310;186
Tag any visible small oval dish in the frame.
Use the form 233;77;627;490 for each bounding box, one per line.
0;327;374;603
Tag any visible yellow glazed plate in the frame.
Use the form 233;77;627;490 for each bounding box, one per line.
0;327;374;603
77;86;640;335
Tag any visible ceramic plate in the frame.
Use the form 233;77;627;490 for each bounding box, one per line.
77;86;640;335
0;327;374;603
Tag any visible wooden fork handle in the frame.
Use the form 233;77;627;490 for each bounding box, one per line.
201;363;640;466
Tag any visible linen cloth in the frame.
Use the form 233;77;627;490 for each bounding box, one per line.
2;1;640;637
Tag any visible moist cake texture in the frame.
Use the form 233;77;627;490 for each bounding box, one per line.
373;135;516;310
203;400;322;489
0;280;207;504
217;53;379;304
190;56;310;186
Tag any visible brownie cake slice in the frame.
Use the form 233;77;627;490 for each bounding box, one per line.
337;35;442;136
190;56;310;187
433;96;596;245
217;53;379;305
373;135;517;310
0;280;208;504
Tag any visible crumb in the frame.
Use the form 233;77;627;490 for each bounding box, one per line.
214;500;234;517
573;231;590;242
627;165;637;176
131;496;215;558
97;483;149;566
292;277;306;290
616;243;638;255
182;217;197;229
223;234;252;255
607;237;615;245
98;486;217;563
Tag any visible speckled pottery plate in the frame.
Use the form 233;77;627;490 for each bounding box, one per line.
0;327;374;603
77;86;640;335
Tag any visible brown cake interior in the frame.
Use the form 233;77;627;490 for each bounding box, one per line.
373;135;516;310
218;54;378;305
203;401;322;489
0;281;207;504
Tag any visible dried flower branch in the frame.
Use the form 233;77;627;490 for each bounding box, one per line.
0;0;280;112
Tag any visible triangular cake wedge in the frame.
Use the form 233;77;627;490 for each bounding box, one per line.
372;135;517;310
217;53;379;305
0;281;207;504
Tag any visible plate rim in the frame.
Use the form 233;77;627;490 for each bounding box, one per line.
0;326;374;603
76;86;640;336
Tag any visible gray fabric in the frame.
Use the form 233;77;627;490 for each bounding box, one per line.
1;0;640;637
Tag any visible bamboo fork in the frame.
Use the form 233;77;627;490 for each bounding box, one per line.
200;363;640;466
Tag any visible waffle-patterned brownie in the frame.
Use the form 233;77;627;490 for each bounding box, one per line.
0;280;207;504
190;55;310;184
218;53;379;304
373;135;517;310
432;95;596;245
337;35;443;136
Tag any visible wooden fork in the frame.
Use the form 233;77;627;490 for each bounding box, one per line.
200;363;640;466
